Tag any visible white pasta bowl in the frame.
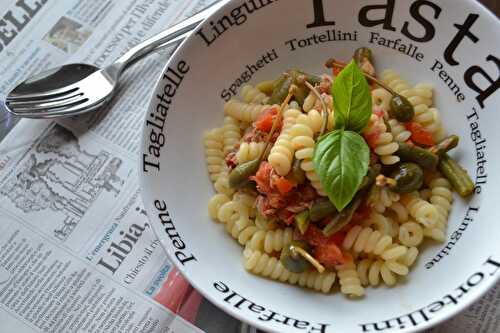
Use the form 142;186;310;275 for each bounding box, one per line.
139;1;500;332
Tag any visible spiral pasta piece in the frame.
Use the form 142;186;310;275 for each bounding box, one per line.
407;85;445;141
357;258;408;287
204;128;225;182
243;247;336;293
381;70;412;96
343;226;408;261
224;100;269;122
364;114;400;165
223;116;241;154
371;88;392;113
208;193;231;221
388;119;412;142
255;213;279;230
236;142;266;164
363;212;399;238
397;246;419;267
387;202;409;223
247;228;293;254
398;222;424;247
239;84;269;104
423;178;453;242
303;91;317;112
289;109;326;195
336;262;365;297
214;170;235;197
368;186;400;213
268;105;302;176
400;192;438;228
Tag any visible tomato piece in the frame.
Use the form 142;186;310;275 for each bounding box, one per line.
314;243;347;266
255;106;280;132
274;177;295;195
351;203;371;224
251;162;273;193
303;225;344;247
364;131;380;149
405;122;434;146
332;67;342;77
373;108;385;118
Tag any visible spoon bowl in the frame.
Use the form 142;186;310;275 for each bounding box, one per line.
3;1;225;119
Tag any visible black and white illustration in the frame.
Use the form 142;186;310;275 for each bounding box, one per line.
0;125;126;242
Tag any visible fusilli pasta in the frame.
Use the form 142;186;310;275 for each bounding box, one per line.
268;104;302;176
204;128;225;182
364;114;400;165
343;226;408;261
224;100;269;122
336;262;365;297
223;116;241;155
236;142;266;164
400;192;438;228
243;247;337;293
247;228;293;254
239;84;270;104
289;109;326;195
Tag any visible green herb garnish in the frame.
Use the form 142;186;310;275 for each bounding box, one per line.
313;60;371;211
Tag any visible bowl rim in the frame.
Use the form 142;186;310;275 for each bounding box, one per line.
138;0;500;332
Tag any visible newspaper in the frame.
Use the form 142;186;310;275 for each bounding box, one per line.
0;0;221;332
0;0;498;333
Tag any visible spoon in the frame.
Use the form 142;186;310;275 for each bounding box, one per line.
4;0;226;119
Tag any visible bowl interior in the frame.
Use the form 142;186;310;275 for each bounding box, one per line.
140;1;500;332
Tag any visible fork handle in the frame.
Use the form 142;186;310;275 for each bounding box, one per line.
113;0;226;73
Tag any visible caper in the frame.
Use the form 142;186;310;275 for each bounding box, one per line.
396;142;438;170
389;95;415;123
280;241;312;273
228;159;261;188
390;162;424;193
294;210;310;235
353;47;373;65
309;198;337;222
287;158;306;185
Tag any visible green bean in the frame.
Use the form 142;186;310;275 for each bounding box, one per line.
389;162;424;193
309;199;337;222
228;159;261;189
288;70;320;105
439;154;474;197
389;95;415;122
396;142;439;169
294;210;310;235
287;158;306;185
359;164;382;191
428;135;459;156
323;197;361;236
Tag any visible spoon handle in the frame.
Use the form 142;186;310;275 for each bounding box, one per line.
113;0;226;72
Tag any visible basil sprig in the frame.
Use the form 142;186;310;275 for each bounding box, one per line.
333;60;372;132
313;60;372;211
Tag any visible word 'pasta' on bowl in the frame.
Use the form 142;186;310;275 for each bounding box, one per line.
139;1;500;332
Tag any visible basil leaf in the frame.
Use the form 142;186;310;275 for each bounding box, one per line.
313;130;369;211
333;60;372;133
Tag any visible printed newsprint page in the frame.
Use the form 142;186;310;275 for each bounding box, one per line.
0;0;217;332
0;1;498;333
